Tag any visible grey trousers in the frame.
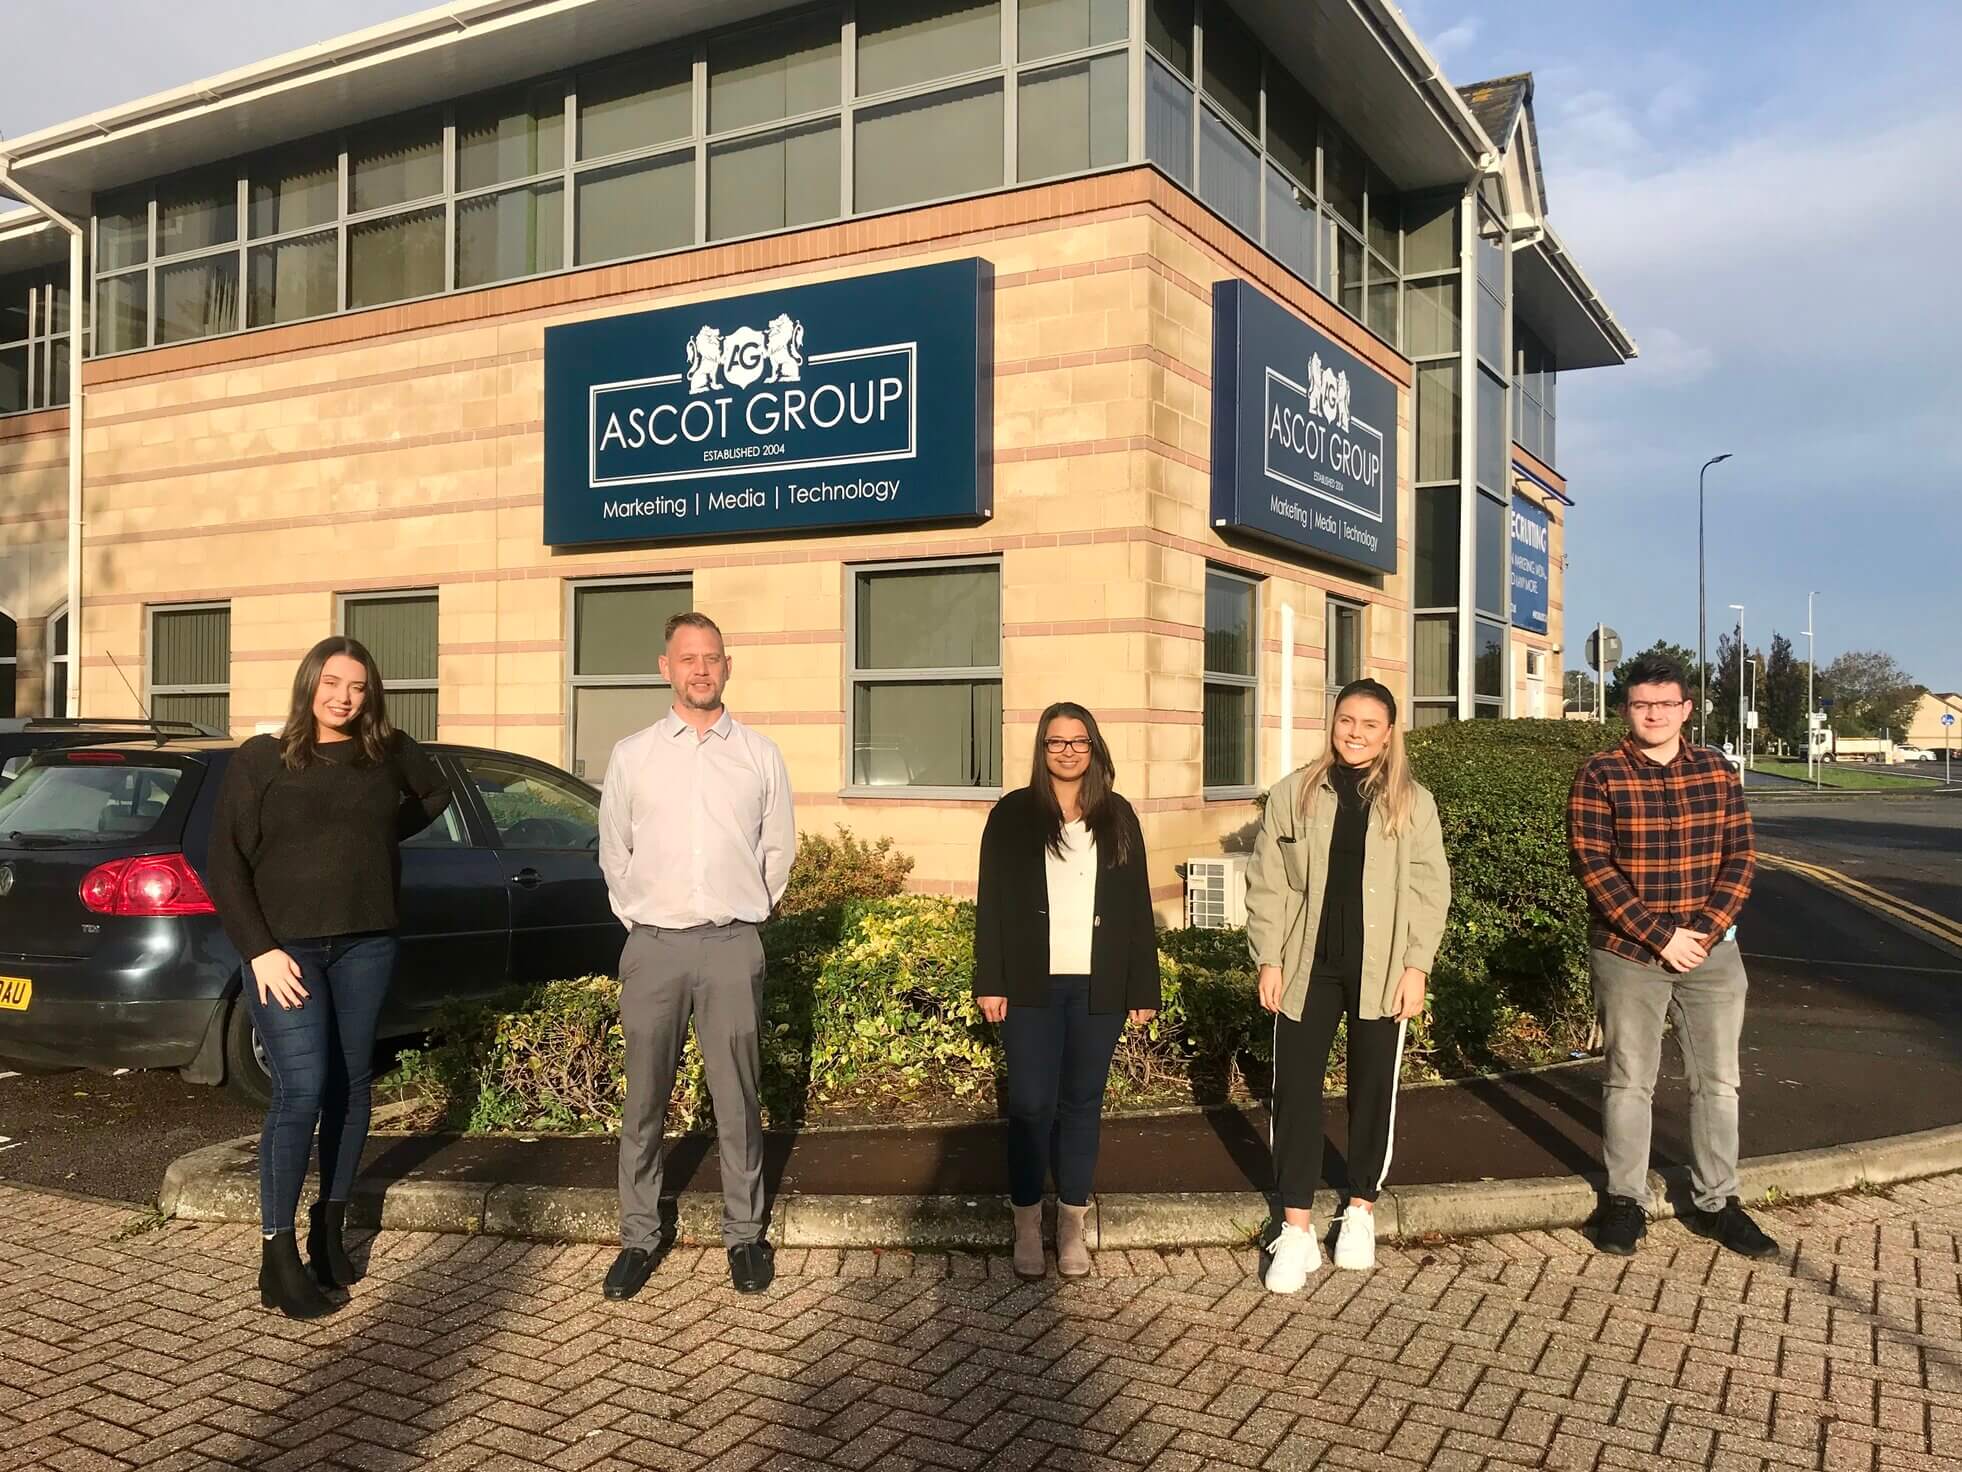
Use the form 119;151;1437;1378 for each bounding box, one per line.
618;922;767;1250
1592;939;1749;1213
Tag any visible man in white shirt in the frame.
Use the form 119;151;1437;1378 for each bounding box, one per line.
597;612;795;1299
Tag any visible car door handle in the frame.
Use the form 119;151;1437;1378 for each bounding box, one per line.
511;867;544;890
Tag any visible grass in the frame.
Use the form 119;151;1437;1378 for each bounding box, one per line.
1752;760;1932;792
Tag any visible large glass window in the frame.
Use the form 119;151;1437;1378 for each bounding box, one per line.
579;50;692;160
350;113;445;213
48;608;70;718
856;82;1004;211
1203;568;1257;792
96;273;149;355
341;592;439;742
1199;1;1259;136
1474;490;1505;619
1199;108;1259;238
349;207;446;309
457;182;565;288
96;192;149;271
857;0;1000;96
709;123;840;240
155;255;239;344
150;604;230;733
1473;619;1505;708
250;147;339;238
1018;53;1127;182
1326;598;1363;718
1020;0;1126;61
1144;58;1194;189
1414;614;1456;698
578;153;695;264
0;268;70;414
568;579;694;783
1405;278;1459;358
1476;367;1506;494
1264;167;1320;288
155;173;237;259
849;562;1002;790
710;12;842;132
1417;363;1461;483
1414;486;1460;609
456;84;566;191
1145;0;1193;76
249;232;338;327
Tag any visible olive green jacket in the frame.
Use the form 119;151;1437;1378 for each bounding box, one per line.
1243;766;1452;1022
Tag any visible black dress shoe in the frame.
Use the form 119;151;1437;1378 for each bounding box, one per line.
1683;1199;1779;1259
604;1246;658;1301
1595;1195;1647;1256
728;1240;774;1295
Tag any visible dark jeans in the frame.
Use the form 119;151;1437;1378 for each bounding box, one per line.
999;975;1126;1208
241;933;399;1233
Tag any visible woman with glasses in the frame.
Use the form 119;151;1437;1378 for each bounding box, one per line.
975;702;1160;1279
1244;678;1451;1290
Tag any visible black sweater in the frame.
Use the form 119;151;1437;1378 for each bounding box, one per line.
205;733;452;960
973;786;1160;1014
1310;760;1370;985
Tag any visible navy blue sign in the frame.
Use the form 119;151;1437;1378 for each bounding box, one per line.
1508;497;1552;634
544;259;991;545
1210;281;1399;575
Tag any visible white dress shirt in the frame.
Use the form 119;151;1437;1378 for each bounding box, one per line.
598;707;795;929
1045;819;1098;975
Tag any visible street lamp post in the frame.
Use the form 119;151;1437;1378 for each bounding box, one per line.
1697;453;1733;747
1729;604;1745;760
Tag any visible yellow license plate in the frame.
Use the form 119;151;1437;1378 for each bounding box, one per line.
0;976;29;1011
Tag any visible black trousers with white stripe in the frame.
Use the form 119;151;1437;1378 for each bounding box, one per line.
1271;970;1407;1208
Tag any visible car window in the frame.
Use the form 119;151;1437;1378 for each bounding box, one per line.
0;760;183;840
403;798;470;849
462;756;600;850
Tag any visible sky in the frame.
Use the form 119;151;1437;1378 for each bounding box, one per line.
3;1;1957;689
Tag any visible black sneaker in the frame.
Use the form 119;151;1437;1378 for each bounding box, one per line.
1595;1195;1647;1256
729;1239;775;1295
1683;1199;1779;1259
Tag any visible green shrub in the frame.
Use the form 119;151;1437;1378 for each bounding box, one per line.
780;826;915;916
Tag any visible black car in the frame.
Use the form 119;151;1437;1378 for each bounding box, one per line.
0;738;624;1103
0;718;222;788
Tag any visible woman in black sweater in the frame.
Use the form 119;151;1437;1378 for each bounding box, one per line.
206;636;451;1318
974;702;1159;1280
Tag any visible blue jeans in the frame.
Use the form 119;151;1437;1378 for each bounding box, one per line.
241;933;399;1232
1000;976;1126;1208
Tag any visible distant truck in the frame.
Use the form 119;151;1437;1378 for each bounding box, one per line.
1815;731;1895;763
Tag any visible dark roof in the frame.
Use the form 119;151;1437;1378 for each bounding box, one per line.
1457;73;1532;148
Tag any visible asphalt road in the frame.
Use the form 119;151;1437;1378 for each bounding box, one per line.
1752;792;1962;928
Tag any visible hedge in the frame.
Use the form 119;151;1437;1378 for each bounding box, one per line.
388;723;1625;1132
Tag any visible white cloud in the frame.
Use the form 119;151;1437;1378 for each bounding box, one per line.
1427;19;1482;64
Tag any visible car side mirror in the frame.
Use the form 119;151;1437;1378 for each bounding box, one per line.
0;756;25;782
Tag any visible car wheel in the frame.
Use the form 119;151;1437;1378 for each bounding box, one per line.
222;999;274;1108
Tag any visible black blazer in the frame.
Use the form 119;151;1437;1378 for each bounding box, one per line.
973;786;1161;1014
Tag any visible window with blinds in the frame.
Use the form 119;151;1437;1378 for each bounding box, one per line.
150;604;231;733
341;592;439;741
567;578;694;781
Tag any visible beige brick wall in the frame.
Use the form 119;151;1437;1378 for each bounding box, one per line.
72;170;1413;917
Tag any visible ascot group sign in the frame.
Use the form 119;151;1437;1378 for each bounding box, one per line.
1508;496;1552;634
543;259;991;545
1209;281;1398;575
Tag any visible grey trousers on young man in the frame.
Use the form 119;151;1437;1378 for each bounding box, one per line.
1592;939;1749;1214
617;921;768;1250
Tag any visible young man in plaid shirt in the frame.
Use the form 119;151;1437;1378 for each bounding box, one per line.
1567;650;1777;1259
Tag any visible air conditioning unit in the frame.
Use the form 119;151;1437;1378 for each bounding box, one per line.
1185;855;1249;930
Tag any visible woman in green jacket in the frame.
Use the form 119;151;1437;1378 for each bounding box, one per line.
1244;678;1451;1291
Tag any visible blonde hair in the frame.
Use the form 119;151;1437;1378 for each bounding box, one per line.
1295;685;1417;837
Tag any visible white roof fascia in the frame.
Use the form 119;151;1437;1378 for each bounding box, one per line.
1350;0;1500;170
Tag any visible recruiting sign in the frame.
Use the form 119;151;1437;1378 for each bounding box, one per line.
1209;280;1399;575
544;259;991;545
1508;496;1552;634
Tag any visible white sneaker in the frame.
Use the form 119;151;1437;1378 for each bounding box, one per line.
1333;1204;1376;1271
1264;1222;1322;1293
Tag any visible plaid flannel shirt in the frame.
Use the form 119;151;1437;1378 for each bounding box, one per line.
1567;737;1756;963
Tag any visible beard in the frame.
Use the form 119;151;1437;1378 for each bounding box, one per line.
678;685;724;712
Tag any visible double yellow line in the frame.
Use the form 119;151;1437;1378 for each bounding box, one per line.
1760;853;1962;952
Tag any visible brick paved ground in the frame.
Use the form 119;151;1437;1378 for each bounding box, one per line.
1;1177;1958;1472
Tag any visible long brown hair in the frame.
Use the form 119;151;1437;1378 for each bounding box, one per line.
279;637;395;770
1295;678;1418;838
1028;701;1132;867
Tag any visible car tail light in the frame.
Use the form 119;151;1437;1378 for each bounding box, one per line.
78;854;217;917
64;751;127;763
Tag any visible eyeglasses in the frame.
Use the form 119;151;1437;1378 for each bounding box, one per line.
1043;737;1093;754
1626;700;1688;715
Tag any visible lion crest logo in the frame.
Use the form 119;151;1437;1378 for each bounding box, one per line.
1305;352;1352;433
686;314;807;393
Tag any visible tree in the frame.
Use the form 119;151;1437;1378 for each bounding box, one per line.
1563;668;1600;716
1605;639;1703;711
1760;632;1806;755
1707;631;1749;751
1820;651;1921;738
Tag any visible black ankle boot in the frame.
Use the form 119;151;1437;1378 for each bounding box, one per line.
307;1200;360;1289
261;1230;338;1319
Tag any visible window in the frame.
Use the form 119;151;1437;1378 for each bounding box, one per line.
1326;598;1363;718
0;267;70;414
1199;107;1259;238
1144;57;1194;188
1413;613;1456;703
856;81;1004;212
1474;491;1505;619
1018;53;1127;182
1473;619;1505;712
709;12;841;132
1405;278;1459;358
857;0;1000;97
849;561;1002;791
350;113;445;213
456;182;565;288
709;123;840;241
461;755;600;850
578;152;695;264
0;612;15;719
1020;0;1126;61
456;84;566;192
248;232;337;328
155;172;237;259
1414;487;1460;609
250;146;339;238
567;578;694;782
1264;167;1319;287
1416;363;1460;483
579;50;692;160
150;604;230;733
348;206;445;310
47;608;69;717
155;255;239;343
1203;568;1257;792
1145;0;1193;77
1199;1;1259;136
341;593;438;742
1476;368;1506;495
1514;323;1558;467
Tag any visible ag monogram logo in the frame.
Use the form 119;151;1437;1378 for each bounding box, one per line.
1304;352;1352;433
685;313;807;394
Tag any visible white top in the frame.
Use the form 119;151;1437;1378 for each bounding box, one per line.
1045;819;1098;976
597;707;796;930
